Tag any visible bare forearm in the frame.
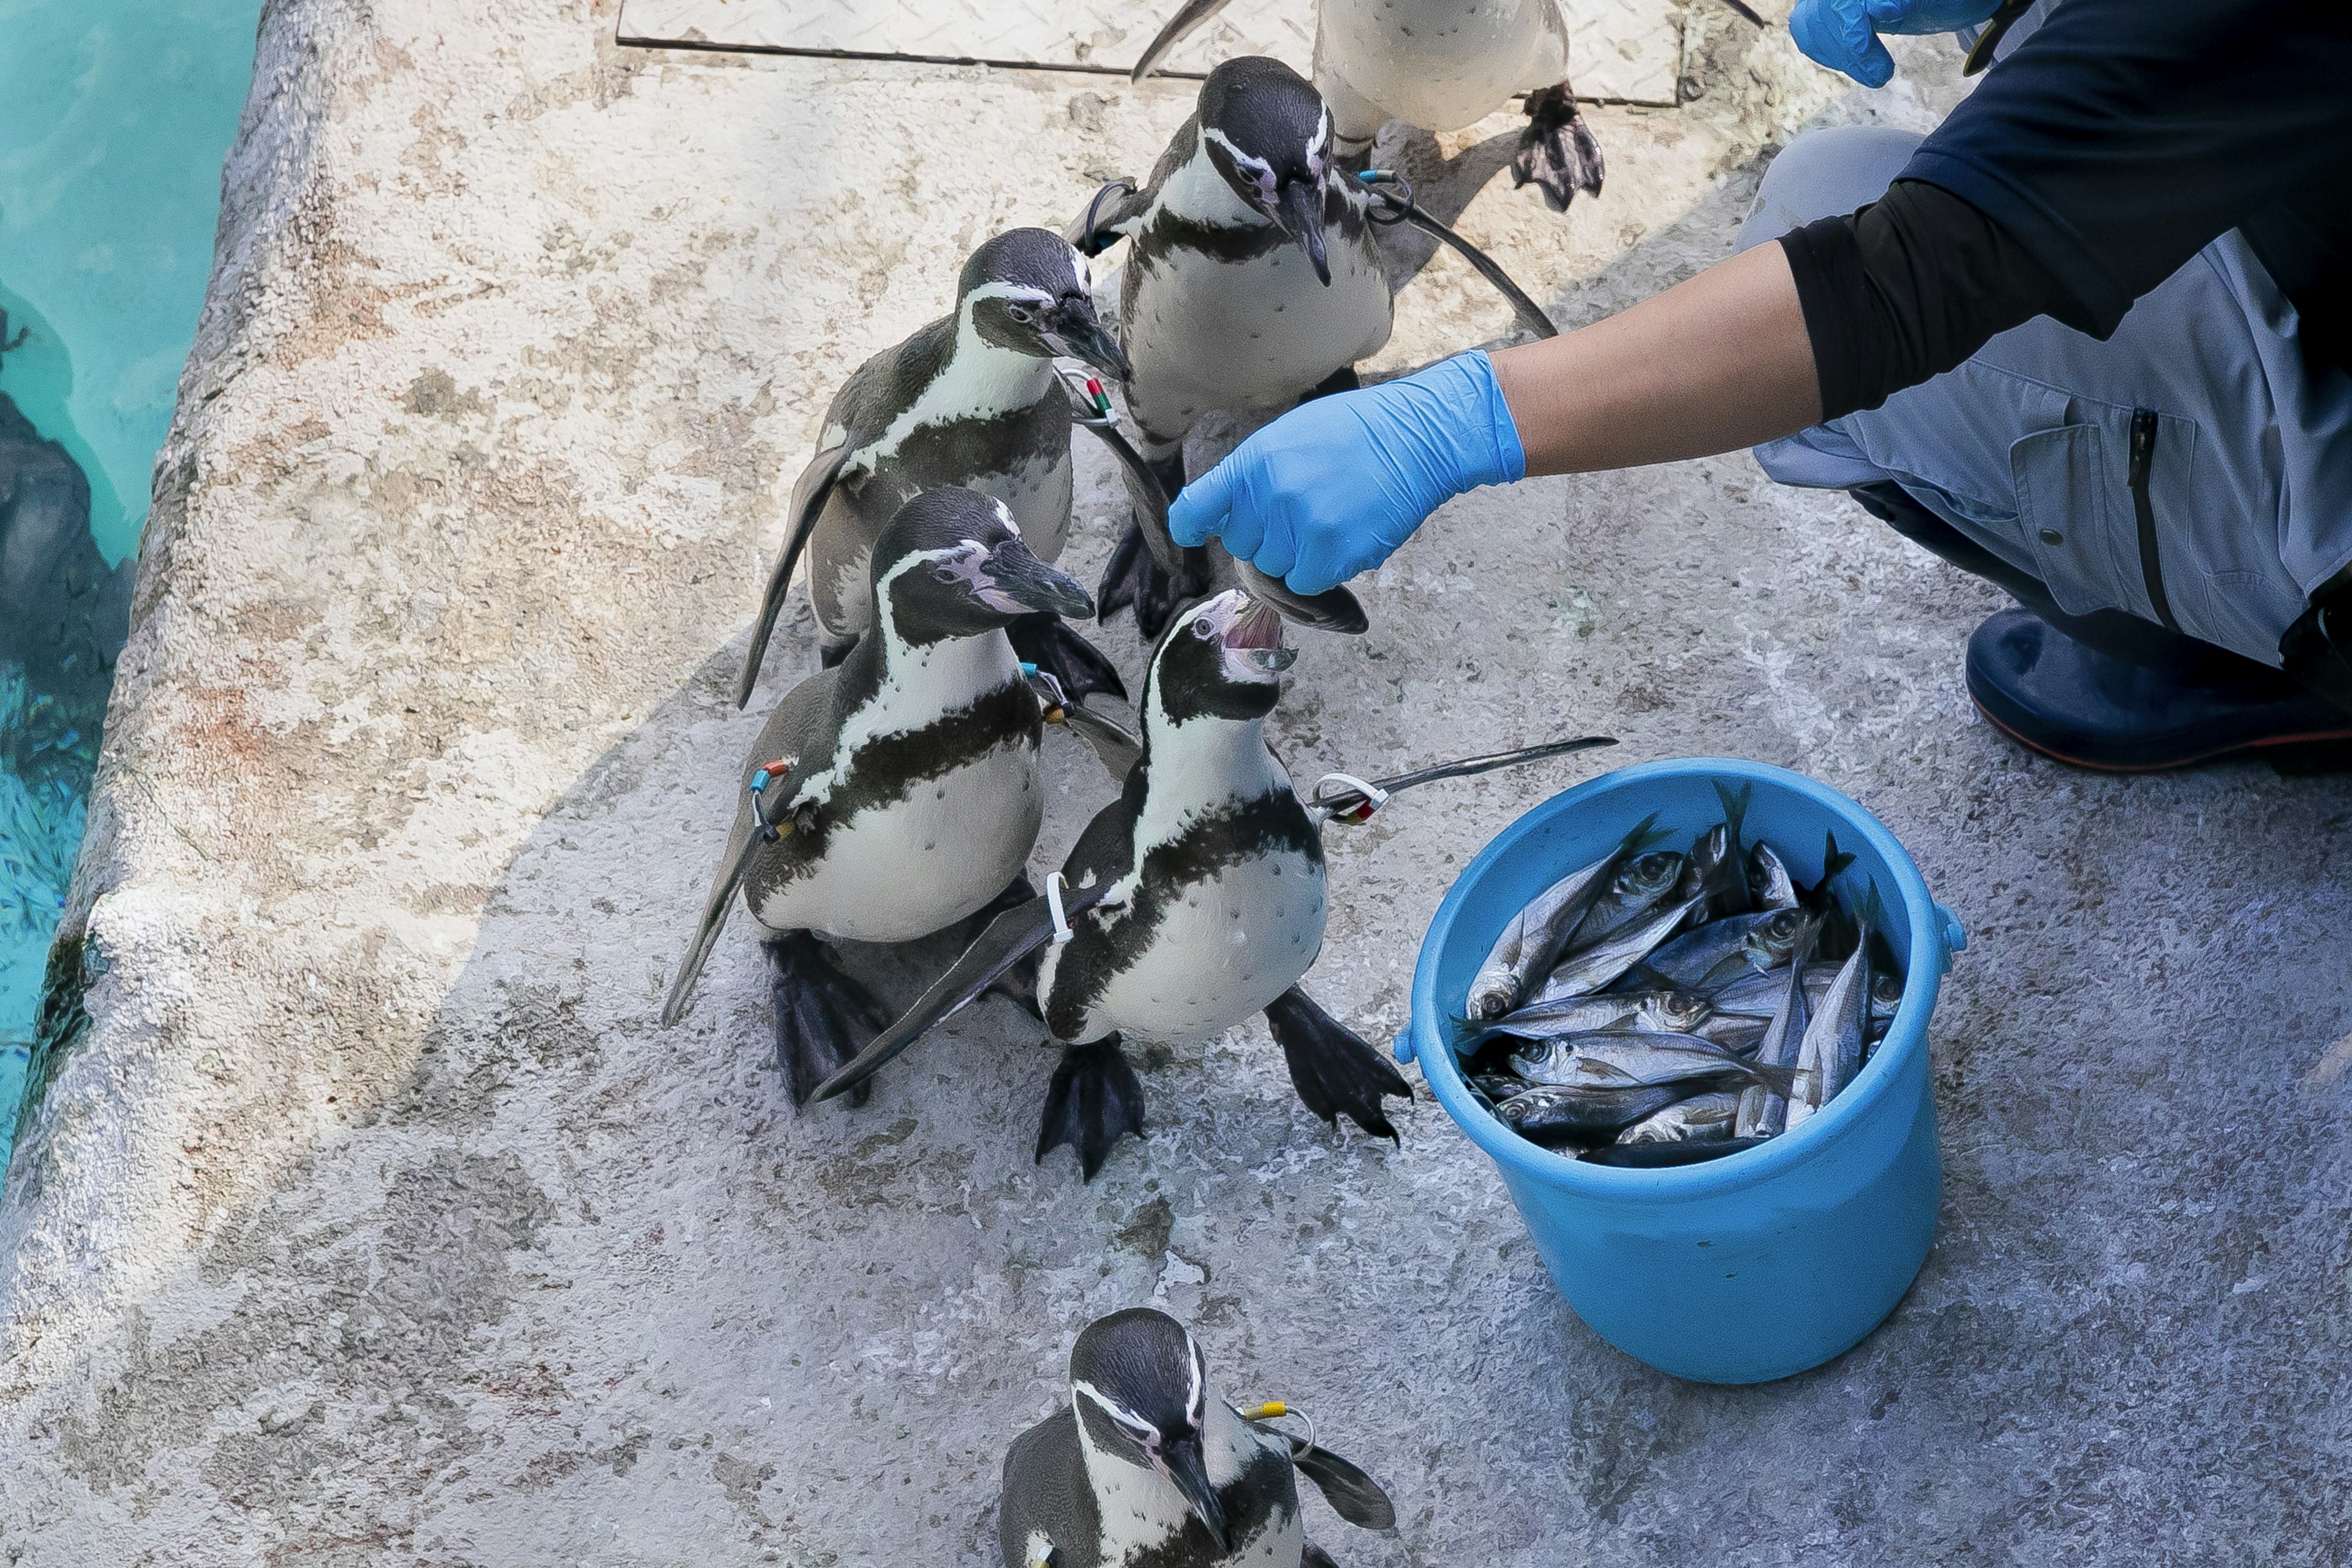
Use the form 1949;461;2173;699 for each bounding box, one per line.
1489;241;1820;476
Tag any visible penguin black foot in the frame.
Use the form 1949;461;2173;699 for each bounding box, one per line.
1097;522;1215;643
1512;83;1605;213
1264;987;1411;1143
1299;365;1361;404
766;932;890;1110
1036;1037;1147;1181
1006;612;1129;706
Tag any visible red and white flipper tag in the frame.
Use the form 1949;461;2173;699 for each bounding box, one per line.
1313;772;1390;825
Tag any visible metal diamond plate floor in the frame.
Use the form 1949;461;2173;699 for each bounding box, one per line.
617;0;1687;105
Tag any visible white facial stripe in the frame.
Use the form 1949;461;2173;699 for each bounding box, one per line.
1202;127;1278;204
1075;1380;1159;1444
1185;1338;1206;1425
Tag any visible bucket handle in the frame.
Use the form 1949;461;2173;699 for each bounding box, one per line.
1392;1031;1415;1066
1933;901;1967;973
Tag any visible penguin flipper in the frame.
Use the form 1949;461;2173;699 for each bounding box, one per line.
1059;701;1143;781
1128;0;1236;82
1262;987;1412;1143
809;896;1072;1103
1511;83;1606;214
736;442;850;709
660;826;770;1027
1036;1039;1147;1181
1006;612;1130;707
1291;1445;1398;1531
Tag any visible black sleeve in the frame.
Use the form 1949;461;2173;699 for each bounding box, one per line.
1777;180;2076;423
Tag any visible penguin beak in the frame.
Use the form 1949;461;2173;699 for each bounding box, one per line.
981;535;1096;619
1161;1433;1230;1551
1275;179;1331;287
1046;302;1133;384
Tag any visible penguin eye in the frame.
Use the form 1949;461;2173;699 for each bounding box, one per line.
1006;303;1034;325
1191;616;1215;639
933;565;961;585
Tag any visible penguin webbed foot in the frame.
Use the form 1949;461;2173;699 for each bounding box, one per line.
1264;987;1411;1144
766;933;891;1110
1006;613;1129;707
1036;1037;1147;1181
1512;83;1605;213
1097;524;1215;643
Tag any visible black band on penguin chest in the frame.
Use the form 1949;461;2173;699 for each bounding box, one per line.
889;394;1069;493
1044;789;1322;1039
748;679;1041;892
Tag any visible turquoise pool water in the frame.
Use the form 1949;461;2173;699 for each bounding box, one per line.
0;0;261;1163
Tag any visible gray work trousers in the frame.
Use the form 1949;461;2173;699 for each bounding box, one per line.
1740;126;2352;671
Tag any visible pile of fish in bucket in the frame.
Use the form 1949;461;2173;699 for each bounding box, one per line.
1455;785;1904;1168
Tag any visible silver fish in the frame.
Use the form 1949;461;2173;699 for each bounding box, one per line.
1643;907;1811;990
1736;918;1815;1139
1748;840;1799;911
1706;781;1754;919
1676;823;1730;926
1494;1080;1724;1143
1569;850;1686;946
1509;1031;1801;1093
1785;939;1868;1130
1617;1088;1742;1144
1541;895;1706;999
1586;1135;1773;1168
1466;816;1660;1021
1495;986;1712;1039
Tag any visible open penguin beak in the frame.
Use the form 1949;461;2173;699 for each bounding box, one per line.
1275;179;1331;287
981;535;1096;619
1161;1432;1230;1551
1044;300;1133;383
1226;594;1297;674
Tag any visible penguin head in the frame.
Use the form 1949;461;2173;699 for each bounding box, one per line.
1069;1309;1229;1551
871;488;1095;645
1149;588;1294;724
961;228;1132;382
1197;57;1335;285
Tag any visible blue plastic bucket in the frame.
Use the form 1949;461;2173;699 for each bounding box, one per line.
1400;759;1964;1383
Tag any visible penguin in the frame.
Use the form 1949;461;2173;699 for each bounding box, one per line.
811;586;1412;1179
998;1308;1395;1568
662;487;1097;1108
736;228;1134;712
1129;1;1605;213
1073;57;1395;640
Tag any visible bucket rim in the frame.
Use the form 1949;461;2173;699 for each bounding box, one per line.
1409;756;1948;1203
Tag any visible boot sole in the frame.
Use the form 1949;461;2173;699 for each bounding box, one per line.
1973;698;2352;774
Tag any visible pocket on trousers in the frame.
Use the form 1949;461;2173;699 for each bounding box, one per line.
2010;423;2139;619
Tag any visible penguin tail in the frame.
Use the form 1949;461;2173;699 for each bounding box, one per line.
1264;987;1411;1144
1036;1038;1147;1181
767;933;891;1110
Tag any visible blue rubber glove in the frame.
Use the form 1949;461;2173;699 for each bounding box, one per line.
1789;0;2001;88
1168;352;1526;596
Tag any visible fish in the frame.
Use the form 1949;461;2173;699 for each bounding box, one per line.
1642;907;1811;991
1567;850;1685;946
1507;1033;1801;1093
1493;985;1712;1039
1748;840;1798;911
1538;895;1706;999
1616;1088;1741;1144
1736;916;1815;1139
1705;781;1753;920
1784;936;1868;1131
1465;816;1663;1021
1675;823;1729;927
1585;1136;1774;1168
1493;1080;1734;1145
1469;1074;1535;1107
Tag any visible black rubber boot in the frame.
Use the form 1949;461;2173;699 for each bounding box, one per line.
1966;608;2352;772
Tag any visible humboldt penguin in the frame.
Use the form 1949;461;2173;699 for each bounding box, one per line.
813;587;1412;1179
998;1308;1395;1568
1072;57;1393;640
737;227;1133;710
1130;0;1605;213
662;488;1095;1108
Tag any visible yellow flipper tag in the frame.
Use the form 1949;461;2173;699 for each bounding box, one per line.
1240;1401;1287;1421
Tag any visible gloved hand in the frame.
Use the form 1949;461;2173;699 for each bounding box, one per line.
1789;0;2001;88
1168;352;1526;596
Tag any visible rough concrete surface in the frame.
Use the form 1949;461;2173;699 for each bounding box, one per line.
6;3;2350;1564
